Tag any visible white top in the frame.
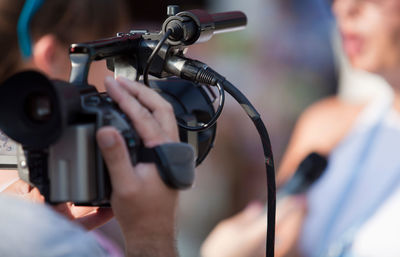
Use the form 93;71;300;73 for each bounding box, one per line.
350;186;400;257
300;91;400;256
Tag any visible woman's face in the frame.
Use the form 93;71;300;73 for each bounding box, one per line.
333;0;400;75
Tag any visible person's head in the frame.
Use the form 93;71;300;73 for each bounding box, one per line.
0;0;129;194
332;0;400;78
0;0;129;85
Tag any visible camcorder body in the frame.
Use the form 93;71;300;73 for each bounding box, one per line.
0;72;217;206
0;6;247;206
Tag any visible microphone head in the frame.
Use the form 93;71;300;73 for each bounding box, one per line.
162;9;247;46
278;152;328;198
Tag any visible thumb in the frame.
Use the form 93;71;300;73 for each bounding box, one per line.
96;127;139;192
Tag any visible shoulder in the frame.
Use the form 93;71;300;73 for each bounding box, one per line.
277;96;364;185
0;195;107;257
293;96;363;154
299;97;357;127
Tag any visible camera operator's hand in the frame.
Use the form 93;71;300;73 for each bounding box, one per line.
52;202;114;230
3;179;114;230
3;179;44;203
97;77;179;257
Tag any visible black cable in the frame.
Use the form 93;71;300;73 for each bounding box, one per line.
145;33;224;131
177;81;225;131
221;79;276;257
192;63;276;255
143;29;172;86
166;55;276;255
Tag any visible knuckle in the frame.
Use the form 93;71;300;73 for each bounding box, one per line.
163;102;174;114
102;143;128;166
146;137;166;148
119;96;132;111
114;186;139;201
138;105;153;120
171;130;179;142
137;89;149;101
157;105;174;119
143;86;157;96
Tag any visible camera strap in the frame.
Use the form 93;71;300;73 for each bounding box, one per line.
137;142;195;189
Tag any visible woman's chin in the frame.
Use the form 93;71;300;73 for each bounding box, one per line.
348;57;379;74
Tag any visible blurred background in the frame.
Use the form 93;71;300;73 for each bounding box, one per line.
103;0;337;255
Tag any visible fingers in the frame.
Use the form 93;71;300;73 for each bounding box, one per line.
68;205;99;219
275;195;307;257
201;203;267;257
248;211;267;240
55;203;114;230
96;127;139;192
76;208;114;230
276;195;307;224
53;203;74;220
117;77;178;141
228;202;264;226
53;203;100;222
3;180;44;203
105;77;178;147
238;204;267;249
3;179;30;195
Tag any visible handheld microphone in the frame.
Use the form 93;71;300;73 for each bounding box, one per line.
277;152;328;201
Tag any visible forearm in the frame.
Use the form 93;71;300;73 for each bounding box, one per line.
124;228;178;257
98;77;182;257
121;210;179;257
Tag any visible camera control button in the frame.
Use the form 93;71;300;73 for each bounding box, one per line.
85;96;101;106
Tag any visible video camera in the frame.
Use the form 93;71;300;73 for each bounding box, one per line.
0;6;247;205
0;6;278;256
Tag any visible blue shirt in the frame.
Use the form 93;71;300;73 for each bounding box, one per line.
0;194;107;256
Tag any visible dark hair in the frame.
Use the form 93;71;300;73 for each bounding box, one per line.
0;0;129;82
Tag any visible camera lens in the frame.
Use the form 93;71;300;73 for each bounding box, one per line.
24;93;53;123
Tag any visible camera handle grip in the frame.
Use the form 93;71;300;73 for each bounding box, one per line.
137;143;196;189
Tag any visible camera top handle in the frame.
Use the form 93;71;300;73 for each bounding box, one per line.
68;7;246;85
